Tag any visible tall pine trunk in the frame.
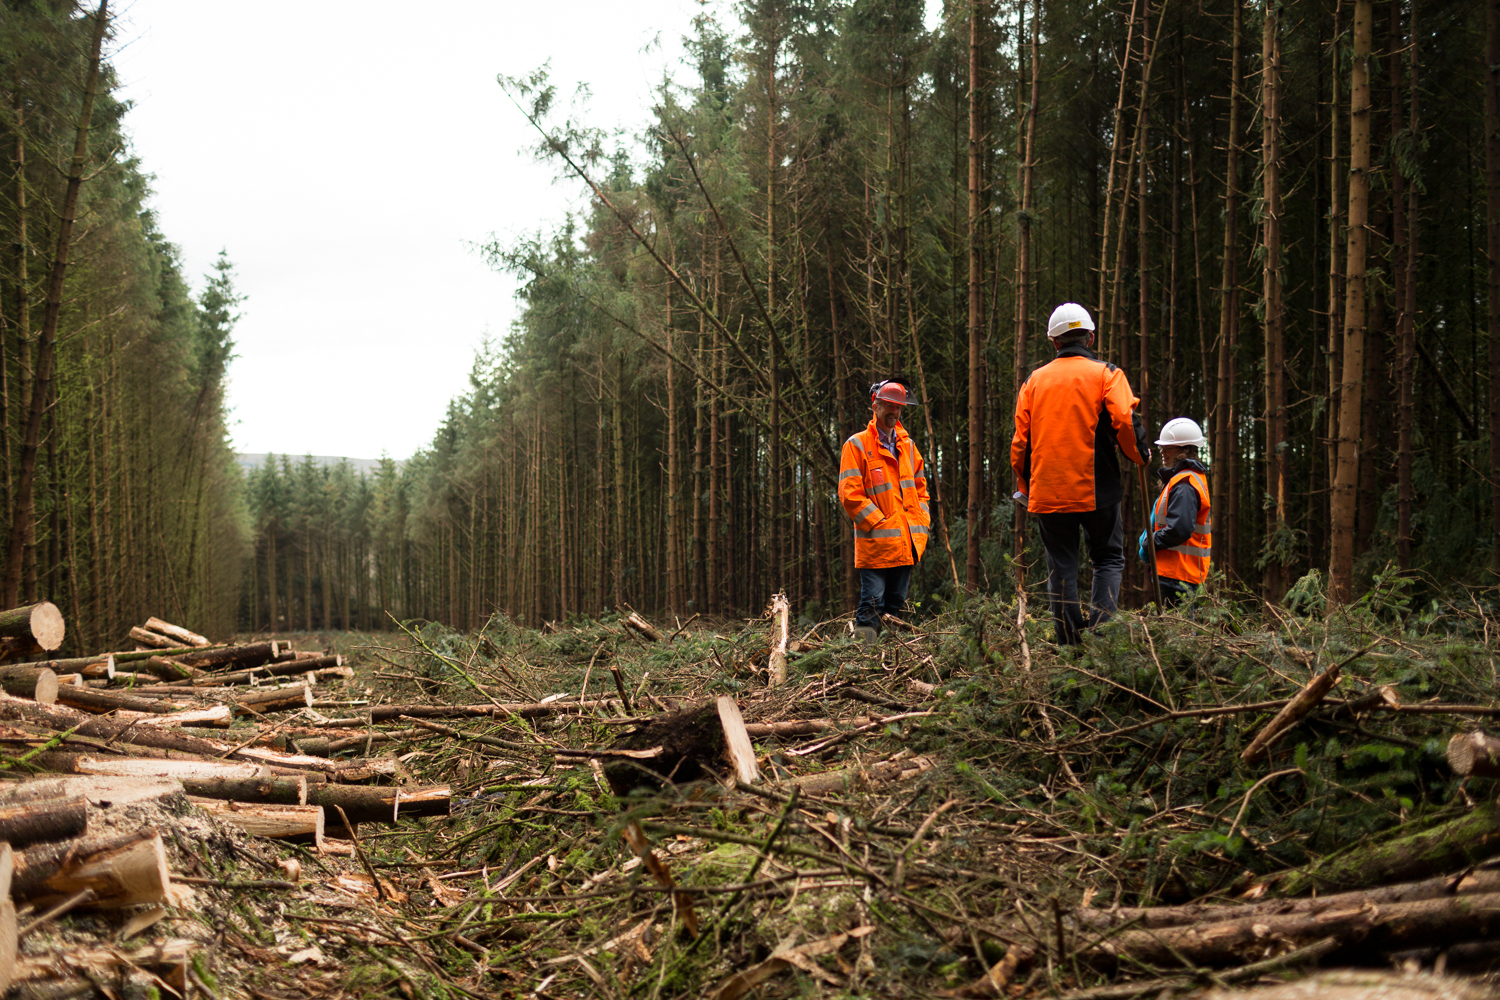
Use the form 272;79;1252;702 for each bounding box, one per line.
1331;0;1373;606
1212;0;1244;583
1397;0;1419;570
1012;0;1039;591
1488;0;1500;575
1262;0;1287;601
2;0;108;607
966;0;987;592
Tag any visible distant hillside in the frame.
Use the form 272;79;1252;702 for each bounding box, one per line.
236;454;395;477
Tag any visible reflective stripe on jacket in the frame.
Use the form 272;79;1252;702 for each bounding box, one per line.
1010;346;1149;514
1152;469;1211;585
838;418;931;569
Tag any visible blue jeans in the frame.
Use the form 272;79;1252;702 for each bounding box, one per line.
1035;506;1125;645
856;565;913;631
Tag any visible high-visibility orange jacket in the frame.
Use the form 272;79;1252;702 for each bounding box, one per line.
1152;463;1212;585
1010;345;1150;513
839;417;931;569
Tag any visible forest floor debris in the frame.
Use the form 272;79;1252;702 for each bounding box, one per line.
0;589;1498;997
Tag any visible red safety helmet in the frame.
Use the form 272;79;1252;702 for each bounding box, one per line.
870;377;918;406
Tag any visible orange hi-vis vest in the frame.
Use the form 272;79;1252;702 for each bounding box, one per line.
1152;469;1212;585
839;418;931;569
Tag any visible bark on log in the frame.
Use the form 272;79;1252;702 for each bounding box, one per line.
743;719;841;737
303;783;450;823
53;686;177;715
232;746;347;776
290;728;425;756
179;773;307;806
0;795;86;849
1083;890;1500;970
170;654;341;688
176;640;278;670
395;784;452;820
231;683;313;716
112;705;232;728
132;655;199;681
364;698;624;722
109;645;216;664
1276;800;1500;897
2;657;109;678
622;611;664;642
126;626;176;650
142;618;209;647
1448;729;1500;778
305;783;398;823
1241;662;1343;763
0;605;64;654
187;798;323;846
26;748;203;772
72;757;268;782
0;701;240;761
1076;868;1500;932
4;776;180;813
790;755;934;794
0;668;56;705
13;828;171;908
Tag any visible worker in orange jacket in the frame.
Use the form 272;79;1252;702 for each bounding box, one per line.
1011;303;1151;645
839;378;930;642
1138;417;1212;607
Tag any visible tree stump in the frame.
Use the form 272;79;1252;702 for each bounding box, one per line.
603;702;725;797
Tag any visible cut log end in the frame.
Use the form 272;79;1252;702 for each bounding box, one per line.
26;604;64;653
0;666;58;705
1448;730;1500;778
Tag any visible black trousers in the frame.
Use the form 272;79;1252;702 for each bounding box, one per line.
1034;505;1125;645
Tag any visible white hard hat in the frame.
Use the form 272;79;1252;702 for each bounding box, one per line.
1047;302;1096;340
1155;417;1207;447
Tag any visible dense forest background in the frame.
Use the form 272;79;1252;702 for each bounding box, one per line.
6;0;1499;643
0;0;246;650
240;0;1500;630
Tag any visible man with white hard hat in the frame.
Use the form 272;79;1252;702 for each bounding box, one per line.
1011;303;1150;645
839;377;931;642
1138;417;1211;607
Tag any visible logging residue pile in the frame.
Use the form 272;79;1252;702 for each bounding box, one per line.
2;593;1500;998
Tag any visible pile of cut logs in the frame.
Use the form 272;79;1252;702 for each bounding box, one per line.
0;608;452;993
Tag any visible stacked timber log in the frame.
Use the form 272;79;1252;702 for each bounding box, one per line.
0;615;452;848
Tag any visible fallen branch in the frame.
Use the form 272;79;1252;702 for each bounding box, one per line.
1241;643;1376;764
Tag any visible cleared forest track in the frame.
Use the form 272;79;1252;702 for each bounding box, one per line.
0;596;1499;997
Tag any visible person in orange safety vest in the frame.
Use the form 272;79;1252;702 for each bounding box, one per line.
1011;303;1151;645
839;377;931;642
1137;417;1211;607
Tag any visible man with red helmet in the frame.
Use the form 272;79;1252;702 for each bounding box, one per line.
839;377;931;642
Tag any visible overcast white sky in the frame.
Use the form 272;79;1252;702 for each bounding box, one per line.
113;2;946;462
110;0;718;461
